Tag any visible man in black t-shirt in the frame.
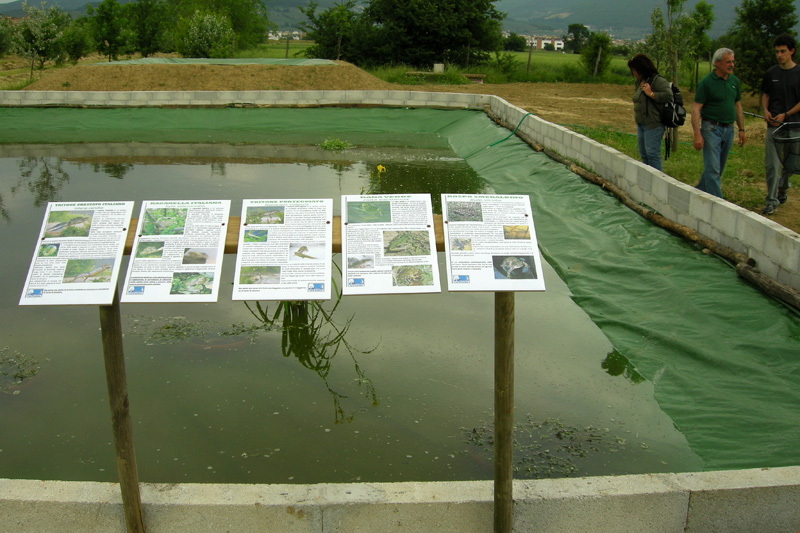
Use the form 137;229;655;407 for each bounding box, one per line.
761;33;800;215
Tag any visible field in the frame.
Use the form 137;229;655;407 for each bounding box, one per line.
0;47;796;233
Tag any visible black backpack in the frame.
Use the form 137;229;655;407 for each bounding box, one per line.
659;80;686;128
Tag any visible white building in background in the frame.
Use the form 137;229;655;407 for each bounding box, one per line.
529;36;564;51
268;30;306;41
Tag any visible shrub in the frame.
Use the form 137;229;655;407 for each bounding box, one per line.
0;16;17;57
178;10;234;59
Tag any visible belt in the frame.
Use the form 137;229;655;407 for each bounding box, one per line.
703;119;733;127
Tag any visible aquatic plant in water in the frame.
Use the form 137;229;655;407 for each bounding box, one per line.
463;415;634;479
244;266;379;423
320;138;354;151
0;347;39;394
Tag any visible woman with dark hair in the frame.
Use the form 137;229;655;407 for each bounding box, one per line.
628;53;673;171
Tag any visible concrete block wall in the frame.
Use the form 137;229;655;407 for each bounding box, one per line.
486;96;800;290
2;467;799;532
1;89;798;290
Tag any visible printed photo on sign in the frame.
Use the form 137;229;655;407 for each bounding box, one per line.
170;272;214;295
492;255;537;280
246;206;284;224
347;201;391;223
239;266;281;285
182;247;217;265
135;241;164;259
289;243;325;262
447;202;483;222
141;208;187;235
44;210;93;238
62;258;114;283
347;255;374;269
38;243;60;257
449;237;472;251
383;230;431;256
503;225;531;240
243;230;268;243
391;265;434;286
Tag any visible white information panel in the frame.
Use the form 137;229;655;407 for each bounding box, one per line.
121;200;230;303
19;201;134;306
232;199;333;301
342;194;441;295
442;194;545;292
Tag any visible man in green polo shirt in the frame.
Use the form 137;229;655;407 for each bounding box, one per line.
691;48;746;198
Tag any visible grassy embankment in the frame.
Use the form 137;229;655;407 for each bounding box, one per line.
0;42;792;223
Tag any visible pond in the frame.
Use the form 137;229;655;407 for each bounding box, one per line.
0;108;798;484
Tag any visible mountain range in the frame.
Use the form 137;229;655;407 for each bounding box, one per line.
2;0;799;40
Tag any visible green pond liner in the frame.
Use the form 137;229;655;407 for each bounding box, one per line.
1;107;799;474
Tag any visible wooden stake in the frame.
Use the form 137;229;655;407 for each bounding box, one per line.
494;291;515;532
99;288;145;533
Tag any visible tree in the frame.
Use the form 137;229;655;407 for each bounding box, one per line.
503;32;527;52
178;9;234;58
637;7;668;69
580;32;612;76
177;0;270;50
61;18;94;63
88;0;127;61
0;16;18;57
15;1;72;78
727;0;798;93
686;0;714;90
131;0;167;57
563;23;590;54
362;0;504;67
300;1;364;62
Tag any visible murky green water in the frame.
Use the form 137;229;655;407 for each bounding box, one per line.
0;145;701;483
2;106;799;484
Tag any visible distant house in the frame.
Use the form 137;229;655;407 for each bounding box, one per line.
531;37;564;51
268;30;307;41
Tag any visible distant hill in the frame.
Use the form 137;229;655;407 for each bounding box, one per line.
2;0;800;39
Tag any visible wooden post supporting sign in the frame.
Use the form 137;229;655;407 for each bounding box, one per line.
99;287;145;533
494;291;515;532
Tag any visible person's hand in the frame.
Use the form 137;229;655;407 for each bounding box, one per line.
693;133;704;151
640;82;654;98
738;130;746;147
766;110;783;127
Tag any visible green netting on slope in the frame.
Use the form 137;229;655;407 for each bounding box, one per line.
442;112;800;471
1;106;798;470
98;58;335;66
0;108;461;149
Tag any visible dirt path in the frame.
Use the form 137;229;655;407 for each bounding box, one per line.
14;58;799;233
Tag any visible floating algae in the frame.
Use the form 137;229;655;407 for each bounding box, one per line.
463;415;639;479
0;347;39;394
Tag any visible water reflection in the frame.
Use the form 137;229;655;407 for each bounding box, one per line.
601;349;646;384
244;282;379;424
91;162;133;180
0;157;71;222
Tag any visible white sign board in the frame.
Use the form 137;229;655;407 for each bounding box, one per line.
442;194;545;292
121;200;230;303
20;201;134;306
342;194;441;295
232;199;333;301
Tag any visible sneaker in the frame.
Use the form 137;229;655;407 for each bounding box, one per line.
778;192;788;204
761;204;777;216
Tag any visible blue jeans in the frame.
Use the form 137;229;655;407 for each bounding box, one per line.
765;125;793;207
637;123;665;171
696;120;734;198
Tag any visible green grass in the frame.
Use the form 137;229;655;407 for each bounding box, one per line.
234;40;314;59
363;51;713;88
570;121;774;211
